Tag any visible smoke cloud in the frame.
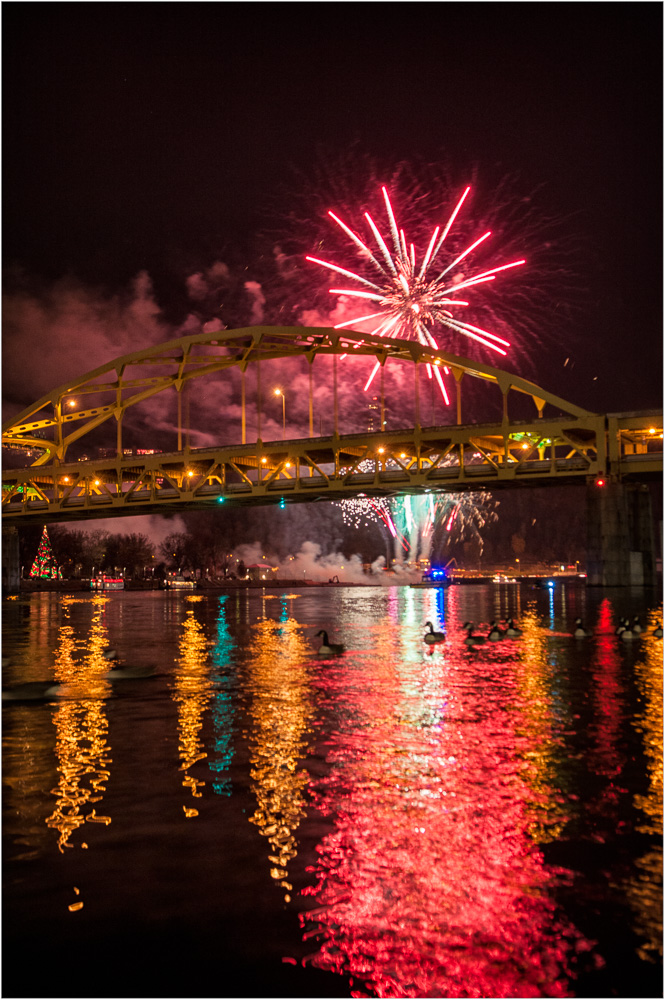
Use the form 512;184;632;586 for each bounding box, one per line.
3;271;169;421
52;513;189;550
244;281;265;324
232;540;421;585
185;261;230;302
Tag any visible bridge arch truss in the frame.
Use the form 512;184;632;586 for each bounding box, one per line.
2;327;662;523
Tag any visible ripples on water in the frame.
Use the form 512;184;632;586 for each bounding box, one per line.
2;584;662;998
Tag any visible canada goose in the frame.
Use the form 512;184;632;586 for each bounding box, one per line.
487;621;505;641
462;623;486;647
315;630;345;655
423;621;445;644
631;616;643;634
619;624;636;641
102;649;155;679
615;618;629;635
505;618;522;637
573;618;591;638
652;623;663;638
2;681;63;702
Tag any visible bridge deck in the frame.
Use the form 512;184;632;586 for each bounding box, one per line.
3;413;662;524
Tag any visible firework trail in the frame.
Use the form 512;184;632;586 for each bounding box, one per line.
338;493;408;552
390;492;496;566
338;483;496;568
307;184;525;403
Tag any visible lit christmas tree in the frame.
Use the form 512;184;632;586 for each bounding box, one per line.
29;526;62;579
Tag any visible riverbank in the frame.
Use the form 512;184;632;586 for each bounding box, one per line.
13;578;370;594
12;572;589;596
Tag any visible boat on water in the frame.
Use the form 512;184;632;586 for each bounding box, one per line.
410;568;450;589
166;576;196;590
492;574;518;584
91;576;125;591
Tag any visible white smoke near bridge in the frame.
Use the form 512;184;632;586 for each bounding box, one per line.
231;540;421;585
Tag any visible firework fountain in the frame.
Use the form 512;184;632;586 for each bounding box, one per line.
337;477;497;572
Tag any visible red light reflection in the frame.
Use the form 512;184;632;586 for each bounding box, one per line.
300;637;592;997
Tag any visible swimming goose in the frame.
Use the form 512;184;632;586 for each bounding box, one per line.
423;621;445;644
615;618;629;635
2;681;63;701
505;618;523;637
631;616;643;634
619;624;636;641
462;623;486;647
102;649;155;679
573;618;591;638
652;623;663;638
487;621;505;641
315;630;345;655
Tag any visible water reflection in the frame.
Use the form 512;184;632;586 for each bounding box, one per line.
515;604;573;843
584;599;626;847
2;586;662;997
208;596;237;796
626;605;663;964
301;600;593;997
173;596;213;814
46;596;114;852
245;617;315;901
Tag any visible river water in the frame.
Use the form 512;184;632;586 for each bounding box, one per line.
2;583;662;999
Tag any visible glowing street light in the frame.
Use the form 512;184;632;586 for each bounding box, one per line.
274;388;286;440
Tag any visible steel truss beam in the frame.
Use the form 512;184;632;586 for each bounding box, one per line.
2;327;662;524
3;414;662;525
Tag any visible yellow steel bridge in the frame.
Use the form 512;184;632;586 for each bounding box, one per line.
2;327;662;525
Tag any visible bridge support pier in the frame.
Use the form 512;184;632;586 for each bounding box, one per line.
2;525;21;595
586;481;658;587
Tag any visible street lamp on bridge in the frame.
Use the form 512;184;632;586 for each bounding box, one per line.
274;388;286;440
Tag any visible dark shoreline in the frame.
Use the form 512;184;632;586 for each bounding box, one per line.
14;578;371;593
11;574;586;595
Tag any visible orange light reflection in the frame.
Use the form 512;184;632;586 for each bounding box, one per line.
174;599;214;806
514;604;573;843
45;596;113;852
245;618;315;901
624;605;663;964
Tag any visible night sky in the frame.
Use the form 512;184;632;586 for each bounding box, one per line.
3;3;663;424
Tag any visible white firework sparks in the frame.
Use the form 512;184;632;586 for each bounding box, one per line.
307;185;525;402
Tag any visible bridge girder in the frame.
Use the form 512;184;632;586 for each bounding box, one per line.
3;325;591;463
2;327;662;524
3;414;662;525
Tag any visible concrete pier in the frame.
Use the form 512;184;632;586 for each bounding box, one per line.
586;481;658;587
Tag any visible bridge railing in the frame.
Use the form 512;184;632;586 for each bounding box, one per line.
3;411;661;524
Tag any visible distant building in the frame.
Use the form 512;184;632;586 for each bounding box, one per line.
367;396;379;433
